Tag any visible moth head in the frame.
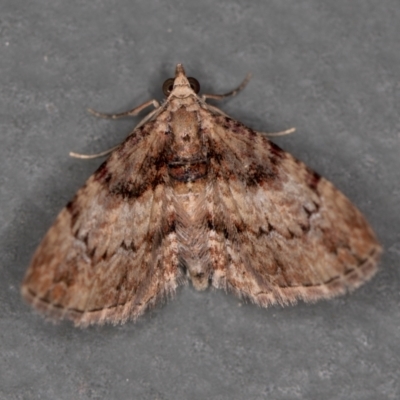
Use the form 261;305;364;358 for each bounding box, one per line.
162;64;200;98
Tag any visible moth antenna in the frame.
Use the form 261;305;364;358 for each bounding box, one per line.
202;73;252;101
72;99;163;160
259;127;296;137
69;145;120;159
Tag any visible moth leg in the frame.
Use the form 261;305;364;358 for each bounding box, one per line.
202;73;252;101
257;127;296;137
88;99;160;119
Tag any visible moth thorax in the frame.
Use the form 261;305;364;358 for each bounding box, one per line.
167;107;208;183
169;107;202;157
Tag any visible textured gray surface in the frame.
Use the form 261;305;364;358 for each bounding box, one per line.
1;1;399;399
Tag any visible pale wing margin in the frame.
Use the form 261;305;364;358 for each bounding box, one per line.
205;114;381;306
21;120;183;326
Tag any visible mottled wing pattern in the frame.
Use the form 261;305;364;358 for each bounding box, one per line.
206;114;381;306
21;119;183;327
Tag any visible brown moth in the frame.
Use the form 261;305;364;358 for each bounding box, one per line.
21;64;382;327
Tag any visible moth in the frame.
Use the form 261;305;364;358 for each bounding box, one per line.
21;64;381;326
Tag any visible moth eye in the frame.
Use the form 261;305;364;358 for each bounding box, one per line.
188;77;200;94
162;78;175;96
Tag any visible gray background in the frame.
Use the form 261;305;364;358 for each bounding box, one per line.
1;1;399;399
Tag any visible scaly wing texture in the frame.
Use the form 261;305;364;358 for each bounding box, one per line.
21;119;183;326
205;113;382;306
